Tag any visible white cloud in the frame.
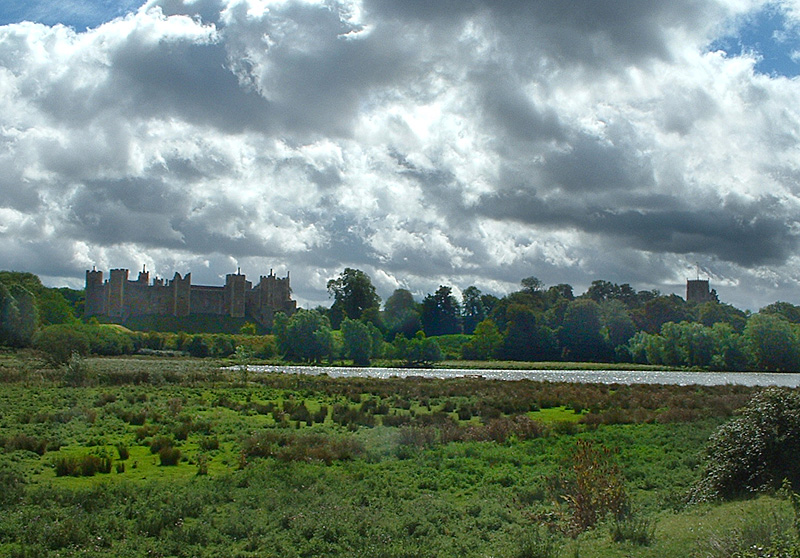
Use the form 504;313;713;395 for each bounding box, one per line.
2;0;800;310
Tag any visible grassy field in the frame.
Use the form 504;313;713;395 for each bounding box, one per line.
0;353;796;557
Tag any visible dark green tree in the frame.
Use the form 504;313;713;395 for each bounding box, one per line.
0;283;21;347
382;288;421;339
327;268;381;329
500;305;557;361
600;300;636;355
632;295;692;334
461;286;486;335
521;276;544;294
560;299;609;362
759;301;800;324
421;286;462;336
698;301;748;332
341;318;373;366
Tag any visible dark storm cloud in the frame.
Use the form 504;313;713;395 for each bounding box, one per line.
542;134;656;193
109;37;273;133
478;187;798;267
367;0;715;66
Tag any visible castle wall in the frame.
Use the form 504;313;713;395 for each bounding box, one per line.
191;286;226;315
84;267;296;327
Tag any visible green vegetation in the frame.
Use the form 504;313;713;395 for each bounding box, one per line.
0;353;798;556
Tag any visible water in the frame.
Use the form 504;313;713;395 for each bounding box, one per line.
243;365;800;387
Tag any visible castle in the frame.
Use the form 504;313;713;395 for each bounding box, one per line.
84;266;296;327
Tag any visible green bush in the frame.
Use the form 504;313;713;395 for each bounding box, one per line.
33;325;90;366
53;454;112;477
692;388;800;501
158;446;182;466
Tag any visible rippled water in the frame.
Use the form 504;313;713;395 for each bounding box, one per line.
244;365;800;387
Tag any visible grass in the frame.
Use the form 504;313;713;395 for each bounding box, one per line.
0;352;793;557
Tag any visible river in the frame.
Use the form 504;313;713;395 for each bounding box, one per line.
243;364;800;387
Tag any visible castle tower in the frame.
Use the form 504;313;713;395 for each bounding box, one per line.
686;279;715;303
84;268;105;316
107;269;128;318
137;265;150;285
172;272;191;317
225;270;247;318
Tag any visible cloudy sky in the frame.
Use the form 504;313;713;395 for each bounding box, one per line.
2;0;800;310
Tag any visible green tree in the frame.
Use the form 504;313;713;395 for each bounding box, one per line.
560;299;609;362
341;318;373;366
461;318;502;360
398;332;443;366
278;309;334;363
698;301;747;332
500;305;558;361
327;268;381;329
759;301;800;323
521;276;544;294
600;300;636;352
7;285;36;346
744;313;800;371
632;295;692;334
383;288;421;339
461;286;486;335
33;324;91;366
0;283;21;347
421;286;462;336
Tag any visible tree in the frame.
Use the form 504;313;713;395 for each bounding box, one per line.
276;309;334;363
632;295;692;334
698;301;747;332
461;319;502;360
7;285;36;346
327;268;381;329
521;276;544;294
33;324;91;366
600;300;636;352
421;286;462;336
560;299;609;362
759;301;800;324
461;286;486;335
341;318;373;366
383;289;421;339
744;313;800;371
0;283;21;347
396;332;443;367
500;305;558;361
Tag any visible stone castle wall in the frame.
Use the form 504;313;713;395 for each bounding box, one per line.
85;267;296;327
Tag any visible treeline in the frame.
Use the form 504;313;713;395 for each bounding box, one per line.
312;268;800;371
7;268;800;371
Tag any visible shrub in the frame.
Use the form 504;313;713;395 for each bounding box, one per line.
116;444;129;460
610;516;655;546
692;388;800;502
149;436;174;454
550;440;628;535
159;446;182;466
53;454;112;477
33;325;90;366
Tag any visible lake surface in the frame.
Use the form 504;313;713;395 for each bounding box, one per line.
244;365;800;387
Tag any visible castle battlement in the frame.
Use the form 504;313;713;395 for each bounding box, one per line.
84;266;296;326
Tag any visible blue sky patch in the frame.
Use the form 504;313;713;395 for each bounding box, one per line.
711;5;800;77
0;0;140;31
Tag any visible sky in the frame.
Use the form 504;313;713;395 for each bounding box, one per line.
2;1;800;311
